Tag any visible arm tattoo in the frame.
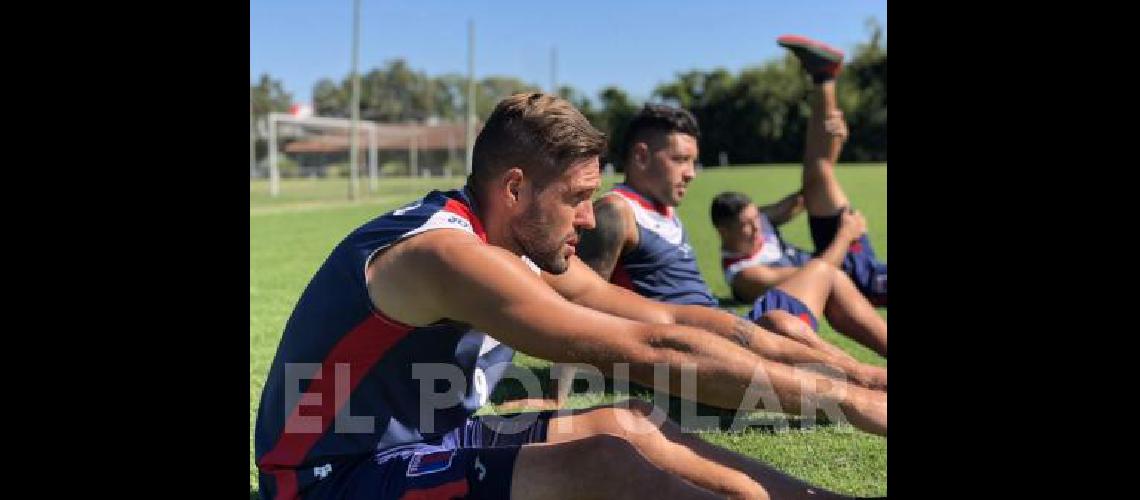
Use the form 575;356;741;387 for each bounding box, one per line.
576;200;626;279
730;316;754;348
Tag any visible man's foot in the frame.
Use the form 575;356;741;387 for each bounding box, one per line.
777;34;845;82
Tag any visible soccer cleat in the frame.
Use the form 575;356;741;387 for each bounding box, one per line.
777;34;845;81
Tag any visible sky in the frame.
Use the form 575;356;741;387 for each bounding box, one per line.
251;0;887;105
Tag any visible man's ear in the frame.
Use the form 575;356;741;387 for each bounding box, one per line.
631;142;650;171
502;167;524;207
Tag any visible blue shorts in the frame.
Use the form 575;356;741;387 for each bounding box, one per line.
745;288;819;332
841;234;888;307
809;214;888;307
309;411;555;499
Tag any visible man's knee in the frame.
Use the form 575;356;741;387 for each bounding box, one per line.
757;309;811;340
801;259;837;281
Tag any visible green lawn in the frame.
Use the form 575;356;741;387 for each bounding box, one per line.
250;164;887;497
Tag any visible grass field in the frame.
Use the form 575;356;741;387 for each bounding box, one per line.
250;164;887;497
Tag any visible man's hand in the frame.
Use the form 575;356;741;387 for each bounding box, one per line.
824;110;848;142
839;208;867;243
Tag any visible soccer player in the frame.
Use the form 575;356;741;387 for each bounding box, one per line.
577;35;886;359
712;35;887;357
255;92;885;499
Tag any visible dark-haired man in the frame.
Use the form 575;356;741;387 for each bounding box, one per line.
255;92;885;500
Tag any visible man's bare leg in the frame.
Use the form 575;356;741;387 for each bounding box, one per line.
783;35;852;218
822;270;888;358
756;309;885;390
545;400;857;500
802;80;850;216
756;309;850;362
511;434;725;499
769;262;832;320
781;35;887;312
773;259;887;359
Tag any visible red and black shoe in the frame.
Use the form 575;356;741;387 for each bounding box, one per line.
777;34;845;82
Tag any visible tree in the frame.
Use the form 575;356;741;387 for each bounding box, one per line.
251;74;293;119
250;74;294;172
313;78;347;117
476;76;542;121
314;63;541;124
558;85;601;129
649;20;887;165
293;21;888;167
595;86;639;167
837;18;887;161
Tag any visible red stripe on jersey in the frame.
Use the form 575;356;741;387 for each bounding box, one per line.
612;186;671;217
442;198;488;242
258;313;414;498
721;237;764;271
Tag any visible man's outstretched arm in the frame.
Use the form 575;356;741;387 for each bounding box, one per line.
369;230;886;435
758;191;805;227
730;265;800;303
545;257;886;390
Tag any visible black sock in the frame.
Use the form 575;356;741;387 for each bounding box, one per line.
812;72;835;85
